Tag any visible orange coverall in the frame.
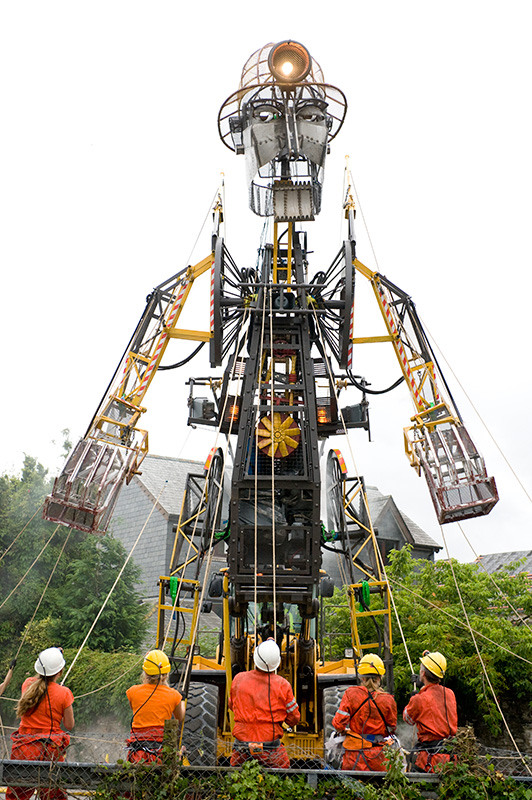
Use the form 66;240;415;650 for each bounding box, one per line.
403;683;458;772
7;679;74;800
126;683;183;763
229;670;300;768
332;685;397;771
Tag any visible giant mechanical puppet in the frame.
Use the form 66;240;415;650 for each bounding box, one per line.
44;41;498;764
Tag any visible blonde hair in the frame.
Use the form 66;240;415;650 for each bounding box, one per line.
142;672;169;686
17;676;50;717
361;674;384;693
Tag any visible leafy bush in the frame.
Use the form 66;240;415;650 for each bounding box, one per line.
322;545;532;737
93;750;532;800
3;645;142;728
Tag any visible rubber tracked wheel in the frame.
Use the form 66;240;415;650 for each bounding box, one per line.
182;682;219;766
323;685;345;768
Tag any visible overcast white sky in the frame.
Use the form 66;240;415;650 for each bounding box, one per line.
1;1;531;563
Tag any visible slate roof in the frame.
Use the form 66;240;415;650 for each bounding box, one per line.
364;486;441;551
133;454;204;517
365;486;390;521
474;551;532;576
400;511;441;550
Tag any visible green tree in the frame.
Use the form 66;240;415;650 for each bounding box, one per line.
0;455;64;651
0;448;147;666
322;546;532;737
54;534;148;651
387;546;532;734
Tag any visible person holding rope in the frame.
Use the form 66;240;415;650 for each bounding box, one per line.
125;649;185;763
7;647;74;800
403;650;457;772
229;639;300;769
332;653;397;771
0;659;16;697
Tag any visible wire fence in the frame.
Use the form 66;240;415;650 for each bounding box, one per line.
1;727;531;780
0;765;437;800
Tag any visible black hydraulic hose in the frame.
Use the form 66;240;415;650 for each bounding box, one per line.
321;544;372;580
321;542;348;555
83;308;152;438
348;370;404;395
170;611;186;659
158;341;205;370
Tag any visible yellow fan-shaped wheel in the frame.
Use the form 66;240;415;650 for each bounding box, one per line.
256;412;301;458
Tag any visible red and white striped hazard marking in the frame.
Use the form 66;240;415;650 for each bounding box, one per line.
135;280;188;398
210;257;215;332
377;285;438;409
347;298;355;371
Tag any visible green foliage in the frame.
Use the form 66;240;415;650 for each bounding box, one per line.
219;759;316;800
93;751;532;799
52;534;148;652
196;630;219;658
92;726;532;799
386;546;532;734
0;455;61;652
321;587;354;660
60;648;143;726
0;445;150;726
2;644;142;727
95;756;193;800
323;545;532;736
0;447;148;669
18;615;57;653
438;728;532;799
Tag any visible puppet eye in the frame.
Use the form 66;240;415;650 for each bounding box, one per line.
253;105;281;123
297;105;325;123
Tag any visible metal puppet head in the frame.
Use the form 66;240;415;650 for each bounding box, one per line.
218;41;347;221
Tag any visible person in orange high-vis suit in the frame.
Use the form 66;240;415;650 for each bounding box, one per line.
229;639;300;769
403;651;457;773
7;648;74;800
332;653;397;771
126;650;185;763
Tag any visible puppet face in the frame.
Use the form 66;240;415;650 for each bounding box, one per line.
243;91;330;171
218;41;347;219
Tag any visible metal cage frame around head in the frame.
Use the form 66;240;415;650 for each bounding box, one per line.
218;42;347;152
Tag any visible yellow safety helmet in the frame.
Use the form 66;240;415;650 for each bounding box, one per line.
358;653;385;676
143;649;171;675
420;651;447;679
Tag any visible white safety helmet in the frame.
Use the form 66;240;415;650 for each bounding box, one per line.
35;647;65;677
253;639;281;672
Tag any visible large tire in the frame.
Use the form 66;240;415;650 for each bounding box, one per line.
323;686;345;769
182;682;219;766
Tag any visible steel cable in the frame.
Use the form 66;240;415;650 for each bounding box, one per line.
441;526;532;777
309;303;416;676
61;489;165;685
0;505;43;565
0;526;59;612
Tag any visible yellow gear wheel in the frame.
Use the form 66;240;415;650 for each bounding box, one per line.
256;412;301;458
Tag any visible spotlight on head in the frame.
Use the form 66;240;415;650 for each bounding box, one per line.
268;40;311;85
